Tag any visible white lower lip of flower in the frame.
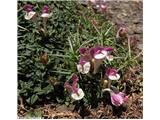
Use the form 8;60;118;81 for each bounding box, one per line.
24;11;36;20
77;62;91;74
83;62;91;74
109;74;120;80
41;13;52;18
94;50;107;59
71;88;85;100
77;64;83;73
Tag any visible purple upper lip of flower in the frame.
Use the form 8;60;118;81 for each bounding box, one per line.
103;47;113;51
94;46;113;54
64;74;79;94
24;4;33;13
89;47;103;58
64;81;78;94
106;68;117;76
71;73;78;82
79;48;88;55
94;46;103;53
78;57;88;65
42;5;49;13
79;46;113;63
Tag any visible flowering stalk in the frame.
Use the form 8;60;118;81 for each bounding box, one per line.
41;5;52;35
64;74;84;100
77;48;92;74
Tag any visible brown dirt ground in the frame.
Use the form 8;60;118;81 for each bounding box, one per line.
18;1;143;119
106;0;143;50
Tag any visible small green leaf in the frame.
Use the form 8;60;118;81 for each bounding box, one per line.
30;94;38;105
65;101;70;106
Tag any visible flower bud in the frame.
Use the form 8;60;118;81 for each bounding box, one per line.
91;19;97;26
100;79;109;89
40;52;48;65
117;27;128;38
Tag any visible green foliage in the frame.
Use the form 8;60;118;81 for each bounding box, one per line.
18;1;80;105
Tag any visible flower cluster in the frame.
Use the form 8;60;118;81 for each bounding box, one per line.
77;46;113;74
88;0;107;12
23;4;52;20
64;45;128;106
22;3;129;107
23;4;52;35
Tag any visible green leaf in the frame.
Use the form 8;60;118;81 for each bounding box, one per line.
65;101;70;106
30;94;38;105
34;87;42;93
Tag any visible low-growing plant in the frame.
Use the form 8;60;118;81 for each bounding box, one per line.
18;0;142;114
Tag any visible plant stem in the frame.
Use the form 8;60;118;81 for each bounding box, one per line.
128;36;131;58
92;23;101;37
43;18;48;35
108;80;111;88
18;25;29;31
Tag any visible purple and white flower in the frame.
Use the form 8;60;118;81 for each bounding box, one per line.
110;91;128;106
105;68;120;80
41;5;52;18
90;46;113;74
90;46;113;60
102;87;128;106
89;0;107;12
77;46;114;74
77;58;91;74
64;74;84;100
24;4;36;20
